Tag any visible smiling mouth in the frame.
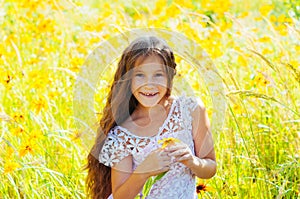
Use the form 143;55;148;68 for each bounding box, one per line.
140;92;158;97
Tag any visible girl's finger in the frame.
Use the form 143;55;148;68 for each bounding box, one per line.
168;149;187;156
176;154;190;161
165;145;186;152
162;158;172;165
161;155;172;161
159;152;170;159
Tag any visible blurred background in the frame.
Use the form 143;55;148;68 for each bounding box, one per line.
0;0;299;198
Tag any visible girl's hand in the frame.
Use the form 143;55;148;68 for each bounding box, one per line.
164;142;195;168
135;148;171;177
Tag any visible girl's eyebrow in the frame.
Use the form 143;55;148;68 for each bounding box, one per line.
133;69;165;73
155;69;165;72
133;69;142;73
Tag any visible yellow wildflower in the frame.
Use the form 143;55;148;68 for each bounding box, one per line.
1;70;13;90
153;0;167;15
259;4;274;16
38;18;55;33
70;57;84;72
4;161;20;174
13;113;25;123
196;181;213;194
158;137;180;149
71;130;83;141
32;96;47;114
48;89;60;99
19;141;36;157
28;69;49;90
174;0;194;9
12;127;24;136
165;4;181;18
295;45;300;53
252;72;270;88
277;14;287;23
237;55;247;67
29;130;43;141
239;11;248;18
269;15;277;23
276;24;288;36
262;48;273;55
258;36;271;43
233;103;242;115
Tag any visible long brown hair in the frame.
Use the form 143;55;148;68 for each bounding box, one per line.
85;36;177;199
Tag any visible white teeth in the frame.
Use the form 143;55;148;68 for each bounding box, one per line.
142;92;156;96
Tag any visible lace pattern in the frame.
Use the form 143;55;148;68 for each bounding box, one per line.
99;95;199;198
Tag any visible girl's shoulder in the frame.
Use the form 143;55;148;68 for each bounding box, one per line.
176;94;203;112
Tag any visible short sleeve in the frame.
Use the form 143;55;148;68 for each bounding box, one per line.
184;96;199;113
178;95;199;131
98;130;130;168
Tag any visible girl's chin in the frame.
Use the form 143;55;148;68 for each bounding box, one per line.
136;97;162;108
138;101;160;108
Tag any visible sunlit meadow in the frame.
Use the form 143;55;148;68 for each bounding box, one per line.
0;0;299;198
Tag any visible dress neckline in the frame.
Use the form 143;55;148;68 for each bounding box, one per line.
116;98;177;139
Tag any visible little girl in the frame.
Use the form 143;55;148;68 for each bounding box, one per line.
85;36;216;199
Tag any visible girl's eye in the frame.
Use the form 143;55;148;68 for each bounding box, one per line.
135;73;144;77
155;73;164;77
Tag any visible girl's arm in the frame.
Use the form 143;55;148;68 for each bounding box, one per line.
165;100;217;179
111;149;171;199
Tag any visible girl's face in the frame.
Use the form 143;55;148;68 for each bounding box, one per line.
131;54;168;108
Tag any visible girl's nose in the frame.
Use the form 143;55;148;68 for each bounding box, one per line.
145;76;155;85
142;77;155;88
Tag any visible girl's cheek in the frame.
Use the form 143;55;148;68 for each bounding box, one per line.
132;78;145;86
156;78;168;85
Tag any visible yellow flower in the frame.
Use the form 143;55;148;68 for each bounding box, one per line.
153;0;167;15
258;36;271;43
269;15;277;23
239;11;248;18
5;147;15;159
28;69;50;90
276;24;288;36
277;14;287;23
295;45;300;53
13;113;25;123
262;48;273;55
165;4;181;18
233;103;242;115
38;17;55;33
259;4;274;16
70;57;84;72
4;161;20;174
196;178;214;194
29;130;43;141
71;130;82;141
12;127;24;136
196;182;213;193
1;70;13;90
32;96;48;114
252;72;270;88
174;0;194;9
19;141;37;157
158;137;180;149
237;55;247;67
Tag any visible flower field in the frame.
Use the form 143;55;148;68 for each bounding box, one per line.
0;0;299;198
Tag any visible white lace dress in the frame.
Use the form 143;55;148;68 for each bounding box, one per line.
99;96;199;199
